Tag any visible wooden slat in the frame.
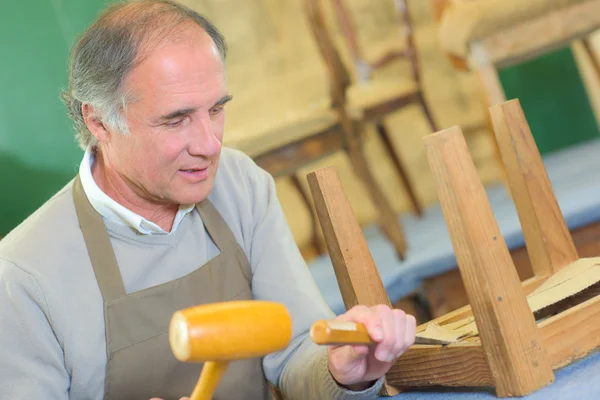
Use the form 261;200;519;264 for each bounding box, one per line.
490;99;579;276
540;293;600;369
388;342;493;387
306;166;392;309
423;126;554;397
416;275;548;334
254;125;343;177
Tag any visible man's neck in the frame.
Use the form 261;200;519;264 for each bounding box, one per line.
91;152;178;232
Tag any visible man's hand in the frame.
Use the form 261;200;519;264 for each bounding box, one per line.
327;304;416;391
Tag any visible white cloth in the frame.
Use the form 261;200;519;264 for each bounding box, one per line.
78;149;194;235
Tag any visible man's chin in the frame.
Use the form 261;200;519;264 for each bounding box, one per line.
174;184;214;206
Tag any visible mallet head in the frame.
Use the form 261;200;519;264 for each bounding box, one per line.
169;300;293;363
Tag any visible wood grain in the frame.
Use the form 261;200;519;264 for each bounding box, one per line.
423;126;554;397
306;166;392;309
306;165;399;396
490;99;579;276
540;290;600;369
389;342;493;387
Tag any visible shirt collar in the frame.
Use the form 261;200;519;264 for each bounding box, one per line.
78;148;195;235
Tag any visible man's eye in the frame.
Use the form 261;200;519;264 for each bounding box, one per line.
209;107;224;116
166;119;184;128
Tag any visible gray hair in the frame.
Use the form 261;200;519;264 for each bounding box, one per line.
61;0;227;150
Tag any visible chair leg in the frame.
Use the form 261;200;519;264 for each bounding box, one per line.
417;91;438;132
581;38;600;84
375;121;423;217
291;174;327;256
477;63;510;190
345;136;407;260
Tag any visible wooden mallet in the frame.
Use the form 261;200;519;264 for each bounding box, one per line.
169;300;292;400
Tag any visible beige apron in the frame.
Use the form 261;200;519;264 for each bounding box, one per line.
72;176;270;400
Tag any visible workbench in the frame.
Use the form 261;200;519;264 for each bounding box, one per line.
309;137;600;316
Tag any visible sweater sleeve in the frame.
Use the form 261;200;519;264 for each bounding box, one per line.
243;162;383;399
0;259;69;399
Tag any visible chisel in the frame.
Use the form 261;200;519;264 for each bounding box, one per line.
311;320;452;346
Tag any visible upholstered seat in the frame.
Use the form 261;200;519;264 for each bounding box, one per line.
222;68;338;158
347;78;418;119
224;101;338;158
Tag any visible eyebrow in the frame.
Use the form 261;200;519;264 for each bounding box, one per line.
153;94;233;124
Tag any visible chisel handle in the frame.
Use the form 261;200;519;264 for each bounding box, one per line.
311;320;372;345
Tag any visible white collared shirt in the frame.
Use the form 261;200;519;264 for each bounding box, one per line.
78;149;195;235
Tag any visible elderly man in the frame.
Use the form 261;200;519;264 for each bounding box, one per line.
0;1;416;399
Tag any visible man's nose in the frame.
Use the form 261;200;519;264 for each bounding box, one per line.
189;116;221;157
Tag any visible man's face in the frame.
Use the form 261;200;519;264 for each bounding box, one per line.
101;26;229;206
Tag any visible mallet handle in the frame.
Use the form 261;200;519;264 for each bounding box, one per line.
190;361;229;400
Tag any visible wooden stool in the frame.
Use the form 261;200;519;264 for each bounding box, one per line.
306;98;600;397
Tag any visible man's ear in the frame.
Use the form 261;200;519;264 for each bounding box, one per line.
82;103;110;142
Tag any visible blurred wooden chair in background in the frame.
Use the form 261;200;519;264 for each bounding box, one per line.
225;78;408;259
221;5;409;259
328;0;438;216
430;0;600;188
217;0;457;260
436;0;600;103
433;0;600;132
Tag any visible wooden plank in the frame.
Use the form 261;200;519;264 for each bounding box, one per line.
490;99;579;276
306;166;392;309
423;126;554;397
540;292;600;369
388;342;493;387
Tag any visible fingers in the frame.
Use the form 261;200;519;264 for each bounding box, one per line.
372;305;396;362
385;309;406;361
391;311;416;359
336;304;418;363
404;314;416;349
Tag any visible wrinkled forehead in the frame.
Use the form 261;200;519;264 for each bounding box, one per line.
135;21;223;70
123;24;226;102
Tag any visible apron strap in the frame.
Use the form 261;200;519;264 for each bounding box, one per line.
197;199;252;282
196;200;240;253
73;175;126;302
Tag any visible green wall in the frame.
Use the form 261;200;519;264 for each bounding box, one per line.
0;0;112;236
1;3;599;236
500;47;599;155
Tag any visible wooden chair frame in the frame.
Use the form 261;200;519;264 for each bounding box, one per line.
307;0;438;217
434;1;600;180
231;1;417;261
331;0;420;83
306;98;600;397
